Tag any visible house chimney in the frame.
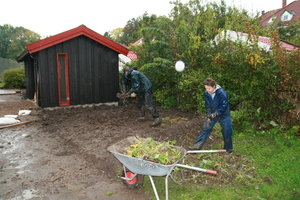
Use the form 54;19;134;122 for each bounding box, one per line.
282;0;287;8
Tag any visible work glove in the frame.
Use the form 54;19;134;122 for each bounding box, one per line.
130;92;137;98
209;112;217;118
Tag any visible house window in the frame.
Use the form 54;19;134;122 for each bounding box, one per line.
56;53;70;106
268;17;276;24
281;11;292;21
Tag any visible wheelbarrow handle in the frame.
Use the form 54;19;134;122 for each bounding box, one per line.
175;164;217;175
205;169;217;175
186;149;226;154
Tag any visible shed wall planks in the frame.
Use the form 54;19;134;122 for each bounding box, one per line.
25;35;120;108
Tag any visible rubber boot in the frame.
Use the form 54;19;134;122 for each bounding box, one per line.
151;117;161;127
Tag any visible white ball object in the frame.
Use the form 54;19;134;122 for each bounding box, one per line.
175;60;185;72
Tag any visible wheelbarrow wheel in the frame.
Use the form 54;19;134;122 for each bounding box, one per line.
122;170;144;189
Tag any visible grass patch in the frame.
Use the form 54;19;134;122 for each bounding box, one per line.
0;82;4;87
141;133;300;199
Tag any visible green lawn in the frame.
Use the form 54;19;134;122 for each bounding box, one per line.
141;133;300;200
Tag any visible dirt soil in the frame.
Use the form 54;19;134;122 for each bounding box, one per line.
0;91;220;200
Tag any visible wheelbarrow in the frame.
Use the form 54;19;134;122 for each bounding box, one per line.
107;136;226;200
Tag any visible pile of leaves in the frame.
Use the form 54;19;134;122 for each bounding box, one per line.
125;137;183;165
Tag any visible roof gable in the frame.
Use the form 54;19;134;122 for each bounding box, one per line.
26;25;129;55
280;10;294;21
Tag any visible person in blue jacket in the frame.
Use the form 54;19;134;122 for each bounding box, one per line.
124;67;161;127
190;78;233;153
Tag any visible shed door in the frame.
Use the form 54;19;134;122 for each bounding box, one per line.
56;53;70;106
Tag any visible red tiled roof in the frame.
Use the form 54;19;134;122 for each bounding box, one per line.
127;51;138;61
124;38;143;61
132;38;143;45
258;36;299;51
26;25;129;55
261;1;300;27
236;31;299;51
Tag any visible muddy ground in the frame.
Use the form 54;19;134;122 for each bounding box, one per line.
0;91;223;200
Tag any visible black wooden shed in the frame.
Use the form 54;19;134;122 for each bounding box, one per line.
16;25;129;108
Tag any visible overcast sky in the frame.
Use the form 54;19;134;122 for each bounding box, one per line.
0;0;295;38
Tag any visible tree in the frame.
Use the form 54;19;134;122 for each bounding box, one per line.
0;24;41;60
108;0;300;127
109;27;123;41
278;20;300;46
103;31;112;40
0;24;15;58
0;57;23;76
117;17;140;45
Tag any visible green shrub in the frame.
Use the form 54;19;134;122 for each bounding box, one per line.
2;67;25;89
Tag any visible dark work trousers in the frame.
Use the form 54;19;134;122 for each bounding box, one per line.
195;115;233;153
138;89;159;119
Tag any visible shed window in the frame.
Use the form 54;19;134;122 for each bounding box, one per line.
56;53;70;106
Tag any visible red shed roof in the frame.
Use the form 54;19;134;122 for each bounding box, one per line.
26;25;129;55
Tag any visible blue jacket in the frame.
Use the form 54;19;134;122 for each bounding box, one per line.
204;85;230;119
126;69;152;95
